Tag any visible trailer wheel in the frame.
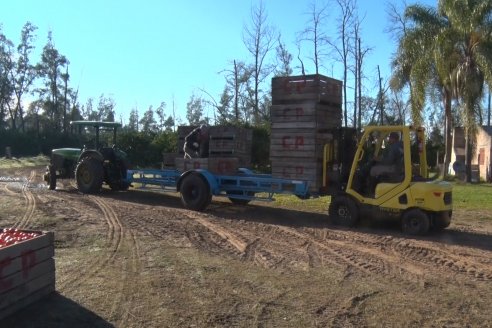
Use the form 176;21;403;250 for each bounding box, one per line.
401;209;430;235
47;165;57;190
328;195;359;227
180;173;211;211
76;157;104;194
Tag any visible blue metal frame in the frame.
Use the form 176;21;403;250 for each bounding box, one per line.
126;168;311;202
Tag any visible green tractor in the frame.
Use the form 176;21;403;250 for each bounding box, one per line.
43;121;130;193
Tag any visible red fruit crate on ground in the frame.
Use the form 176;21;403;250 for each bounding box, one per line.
0;228;55;320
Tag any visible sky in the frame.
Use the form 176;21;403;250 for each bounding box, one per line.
0;0;435;124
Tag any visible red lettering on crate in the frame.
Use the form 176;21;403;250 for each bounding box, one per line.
193;162;201;169
21;250;37;279
282;136;305;150
282;167;291;178
295;166;304;175
217;160;232;174
295;136;304;149
282;136;292;149
296;107;304;118
0;257;13;291
283;79;307;94
282;107;304;119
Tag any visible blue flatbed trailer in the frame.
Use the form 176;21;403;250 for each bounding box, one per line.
126;168;311;211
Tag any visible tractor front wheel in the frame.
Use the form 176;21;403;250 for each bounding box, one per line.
46;165;57;190
328;195;359;227
180;173;211;211
76;157;104;194
401;209;430;235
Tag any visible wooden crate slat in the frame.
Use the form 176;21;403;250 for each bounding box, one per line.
0;283;55;321
175;157;239;175
0;258;55;295
1;245;54;279
0;270;55;311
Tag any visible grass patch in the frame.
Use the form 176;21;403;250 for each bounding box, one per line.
0;155;49;169
452;183;492;210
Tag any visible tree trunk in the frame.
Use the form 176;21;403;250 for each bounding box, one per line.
443;88;452;178
465;127;473;183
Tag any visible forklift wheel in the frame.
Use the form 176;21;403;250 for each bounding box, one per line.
328;196;359;227
401;209;430;235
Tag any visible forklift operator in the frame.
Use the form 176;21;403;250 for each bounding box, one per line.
183;125;210;158
369;132;403;180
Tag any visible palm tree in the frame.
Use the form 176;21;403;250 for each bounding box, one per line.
440;0;492;182
390;4;457;177
390;0;492;182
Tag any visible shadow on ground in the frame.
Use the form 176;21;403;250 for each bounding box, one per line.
0;292;113;328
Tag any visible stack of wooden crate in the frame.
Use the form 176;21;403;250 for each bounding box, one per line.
175;125;252;175
0;230;55;320
270;74;343;194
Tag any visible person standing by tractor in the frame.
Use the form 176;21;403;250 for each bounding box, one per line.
183;125;210;158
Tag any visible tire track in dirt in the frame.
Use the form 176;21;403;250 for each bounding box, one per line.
304;228;492;282
58;195;123;292
13;170;37;229
57;195;142;326
184;211;284;269
153;206;492;285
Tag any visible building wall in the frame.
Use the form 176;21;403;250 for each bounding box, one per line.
449;126;492;181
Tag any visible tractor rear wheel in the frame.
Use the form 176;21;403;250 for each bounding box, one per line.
76;157;104;194
328;195;359;227
180;173;211;211
401;209;430;235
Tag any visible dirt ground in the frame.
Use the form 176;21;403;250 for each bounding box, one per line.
1;166;492;327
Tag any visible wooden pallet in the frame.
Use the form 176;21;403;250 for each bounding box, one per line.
0;230;55;320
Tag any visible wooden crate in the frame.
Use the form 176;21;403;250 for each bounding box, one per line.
162;152;179;169
272;74;342;106
269;129;335;158
270;102;341;128
271;158;324;193
177;125;252;165
175;157;239;175
0;230;55;320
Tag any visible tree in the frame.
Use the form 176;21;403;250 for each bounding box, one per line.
37;31;69;131
140;106;158;133
97;94;116;121
10;22;37;132
443;0;492;182
127;107;139;132
243;0;277;124
391;0;492;182
186;94;206;125
390;2;455;176
297;1;331;75
329;0;356;127
220;60;252;124
274;34;293;77
0;27;14;130
155;101;167;131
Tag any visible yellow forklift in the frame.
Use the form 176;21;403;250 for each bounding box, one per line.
326;125;452;235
